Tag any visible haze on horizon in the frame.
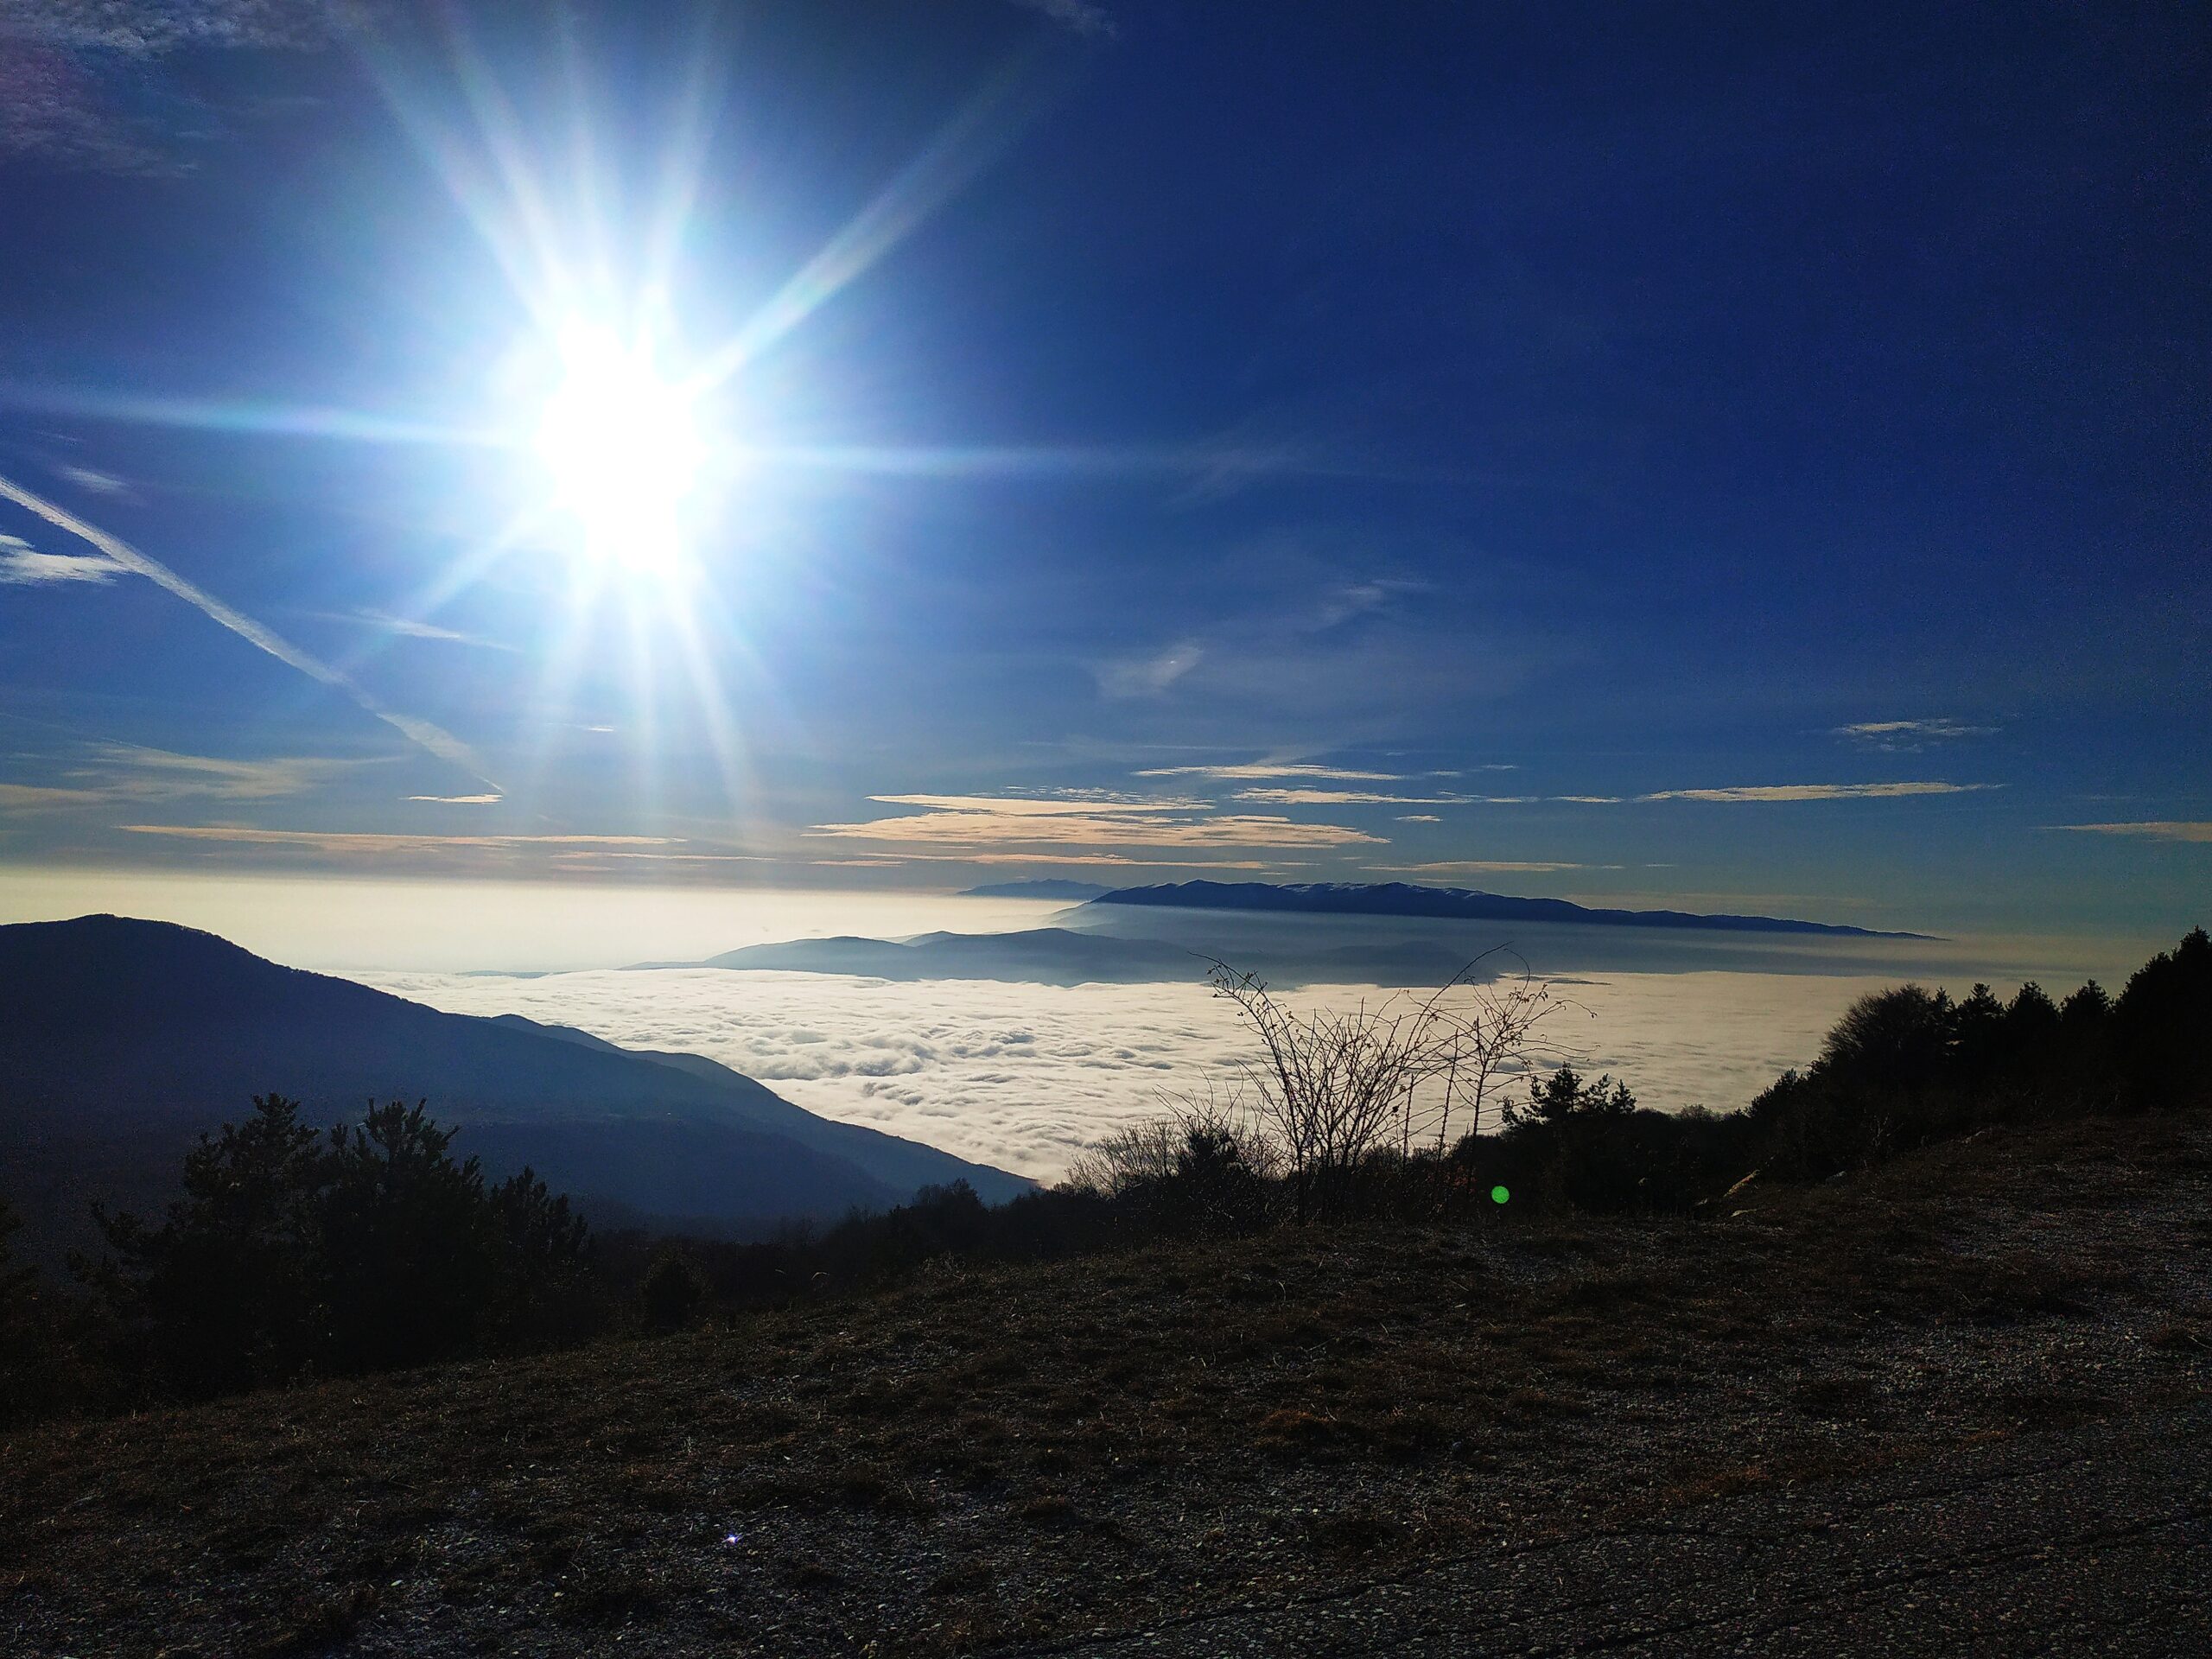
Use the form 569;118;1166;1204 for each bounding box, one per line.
2;2;2205;957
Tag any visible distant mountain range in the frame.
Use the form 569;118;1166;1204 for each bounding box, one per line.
0;916;1031;1265
691;926;1487;988
663;881;1925;988
698;928;1215;984
1084;880;1926;938
957;879;1112;900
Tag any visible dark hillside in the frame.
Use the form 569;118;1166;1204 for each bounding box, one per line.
4;1110;2204;1656
0;917;1030;1262
1085;880;1929;937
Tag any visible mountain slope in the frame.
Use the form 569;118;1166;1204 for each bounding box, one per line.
957;879;1113;900
1086;880;1927;937
485;1014;1033;1204
0;916;1031;1260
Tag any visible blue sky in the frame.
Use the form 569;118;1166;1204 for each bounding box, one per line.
0;1;2204;939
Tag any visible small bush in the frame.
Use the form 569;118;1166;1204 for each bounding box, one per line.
638;1245;710;1335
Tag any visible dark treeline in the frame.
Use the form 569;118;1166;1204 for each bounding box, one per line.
2;930;2205;1427
3;1098;591;1422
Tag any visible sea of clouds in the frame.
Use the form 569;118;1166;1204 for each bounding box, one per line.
356;967;1916;1182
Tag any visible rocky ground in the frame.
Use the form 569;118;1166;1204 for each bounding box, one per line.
4;1110;2208;1656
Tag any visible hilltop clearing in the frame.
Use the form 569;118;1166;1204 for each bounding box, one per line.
4;1109;2205;1656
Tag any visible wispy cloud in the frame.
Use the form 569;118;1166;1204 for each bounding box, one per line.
58;464;128;495
1332;783;1995;807
1135;761;1407;781
810;792;1382;852
1008;0;1116;37
0;1;356;172
1369;860;1593;874
1396;813;1441;823
0;471;494;787
1093;642;1202;699
82;741;359;800
345;610;521;653
0;533;118;584
1638;782;1997;804
0;782;109;811
1232;787;1465;806
580;851;769;863
810;810;1380;851
869;792;1203;817
2056;821;2212;843
1834;717;1995;751
120;826;683;855
1;741;370;810
817;850;1278;869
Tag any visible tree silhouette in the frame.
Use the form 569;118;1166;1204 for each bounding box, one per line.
0;1192;31;1307
2113;927;2212;1109
86;1096;588;1399
86;1094;326;1396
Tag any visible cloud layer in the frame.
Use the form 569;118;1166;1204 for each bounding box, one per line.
1834;718;1995;751
2058;821;2212;843
809;791;1382;854
358;966;1929;1183
1637;782;1995;804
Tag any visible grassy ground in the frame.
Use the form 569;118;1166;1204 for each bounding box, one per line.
5;1110;2209;1656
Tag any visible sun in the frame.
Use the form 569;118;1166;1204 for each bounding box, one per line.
532;320;709;575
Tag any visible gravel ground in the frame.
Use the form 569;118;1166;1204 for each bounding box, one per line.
4;1111;2207;1656
1012;1400;2210;1656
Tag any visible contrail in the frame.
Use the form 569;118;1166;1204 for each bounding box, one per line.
0;472;499;791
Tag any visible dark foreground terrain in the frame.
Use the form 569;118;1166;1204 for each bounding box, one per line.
5;1113;2207;1657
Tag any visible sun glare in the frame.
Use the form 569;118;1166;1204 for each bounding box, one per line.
533;321;708;573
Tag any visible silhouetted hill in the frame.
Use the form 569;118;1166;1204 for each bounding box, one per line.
957;879;1112;900
0;917;1032;1261
1086;880;1927;937
695;928;1206;984
685;927;1490;988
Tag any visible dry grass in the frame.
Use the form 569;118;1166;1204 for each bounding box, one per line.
3;1111;2206;1656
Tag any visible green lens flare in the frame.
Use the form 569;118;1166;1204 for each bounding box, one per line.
1491;1185;1510;1205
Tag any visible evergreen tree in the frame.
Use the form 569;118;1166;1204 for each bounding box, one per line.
87;1095;327;1396
2113;927;2212;1109
319;1102;505;1372
86;1096;589;1399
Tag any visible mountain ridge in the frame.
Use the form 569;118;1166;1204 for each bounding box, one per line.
957;879;1111;901
0;916;1031;1262
1084;880;1928;938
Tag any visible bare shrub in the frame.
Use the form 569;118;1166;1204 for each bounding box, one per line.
1206;952;1572;1222
1062;1082;1280;1224
1057;1079;1282;1194
1063;1116;1184;1198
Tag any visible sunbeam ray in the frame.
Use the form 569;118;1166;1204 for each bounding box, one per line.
687;51;1056;393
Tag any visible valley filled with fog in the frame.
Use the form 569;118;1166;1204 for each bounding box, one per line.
362;928;2143;1183
7;870;2148;1185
